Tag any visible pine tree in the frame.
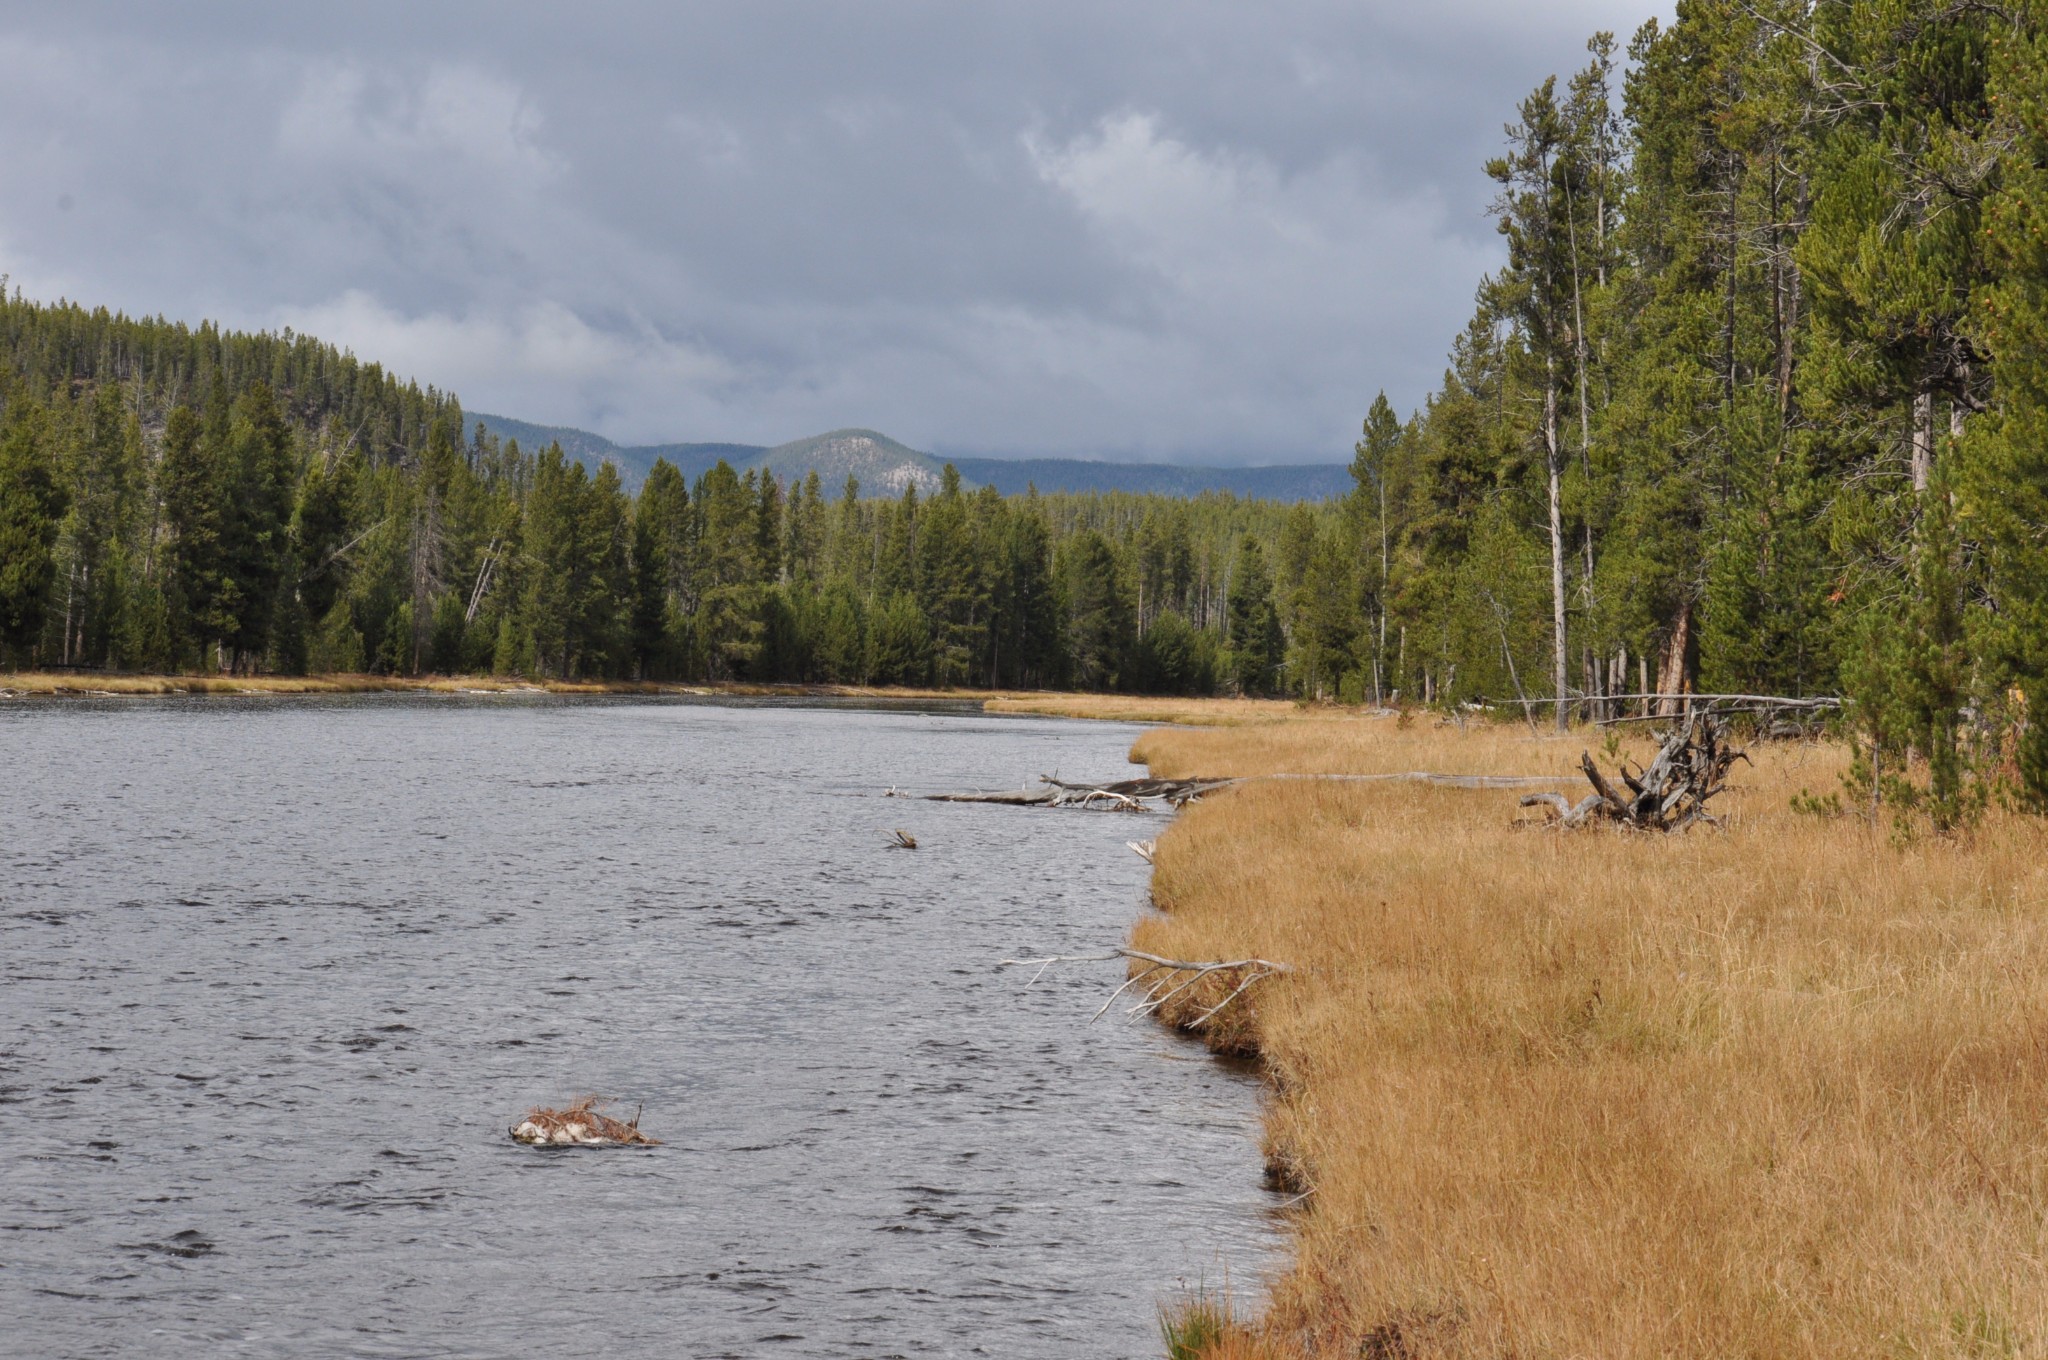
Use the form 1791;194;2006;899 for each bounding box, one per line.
1487;77;1576;728
1225;535;1283;696
216;383;295;670
1063;529;1133;691
1351;392;1402;701
633;458;691;679
915;466;987;686
1965;18;2048;803
0;402;66;661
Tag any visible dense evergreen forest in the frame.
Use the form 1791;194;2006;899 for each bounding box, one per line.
0;291;1295;694
5;0;2048;819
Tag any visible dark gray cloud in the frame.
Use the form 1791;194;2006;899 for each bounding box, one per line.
0;1;1665;462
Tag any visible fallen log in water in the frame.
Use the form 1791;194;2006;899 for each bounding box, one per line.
923;786;1055;805
922;775;1229;810
1519;713;1748;832
924;770;1570;811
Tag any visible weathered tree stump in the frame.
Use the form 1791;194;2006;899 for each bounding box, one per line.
1520;714;1748;832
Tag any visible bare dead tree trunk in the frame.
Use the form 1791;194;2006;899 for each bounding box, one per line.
1723;172;1740;409
1912;391;1935;493
1565;179;1599;653
61;560;76;667
1545;363;1568;733
1655;602;1693;718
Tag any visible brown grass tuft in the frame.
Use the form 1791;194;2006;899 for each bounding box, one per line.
983;694;1311;726
1118;701;2048;1357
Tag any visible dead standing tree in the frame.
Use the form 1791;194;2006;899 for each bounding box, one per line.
1520;712;1748;831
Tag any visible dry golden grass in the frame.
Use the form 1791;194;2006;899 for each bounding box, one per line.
984;693;1310;726
1126;712;2048;1358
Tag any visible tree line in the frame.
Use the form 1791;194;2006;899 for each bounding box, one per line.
0;288;1299;693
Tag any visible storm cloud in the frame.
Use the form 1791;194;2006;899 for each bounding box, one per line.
0;2;1664;462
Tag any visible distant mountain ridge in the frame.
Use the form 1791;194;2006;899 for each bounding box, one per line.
756;429;947;497
467;413;764;486
468;412;1350;502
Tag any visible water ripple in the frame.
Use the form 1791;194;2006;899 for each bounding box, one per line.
0;696;1278;1357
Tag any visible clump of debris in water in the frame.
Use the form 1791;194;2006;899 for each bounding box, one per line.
510;1096;660;1147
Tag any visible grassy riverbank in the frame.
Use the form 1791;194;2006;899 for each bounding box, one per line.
0;671;1043;701
1097;703;2048;1358
983;695;1307;726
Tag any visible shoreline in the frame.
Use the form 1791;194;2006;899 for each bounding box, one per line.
0;673;1372;726
0;671;1081;703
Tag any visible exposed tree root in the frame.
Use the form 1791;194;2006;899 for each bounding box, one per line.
1520;713;1748;832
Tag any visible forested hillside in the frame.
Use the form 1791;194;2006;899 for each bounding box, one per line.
0;286;1291;692
4;0;2048;818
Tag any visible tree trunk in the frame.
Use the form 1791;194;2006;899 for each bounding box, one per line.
1545;363;1568;732
1722;172;1739;408
1377;472;1389;707
1912;391;1935;493
1655;602;1693;717
1566;174;1597;631
61;561;75;666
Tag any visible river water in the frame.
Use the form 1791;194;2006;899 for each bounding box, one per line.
1;696;1275;1358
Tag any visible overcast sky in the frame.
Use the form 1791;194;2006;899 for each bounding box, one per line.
0;2;1666;464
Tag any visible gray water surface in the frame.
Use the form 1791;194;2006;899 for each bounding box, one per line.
0;697;1275;1358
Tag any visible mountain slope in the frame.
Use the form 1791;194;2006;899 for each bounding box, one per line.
943;455;1351;500
468;413;764;486
755;429;950;496
470;412;1349;501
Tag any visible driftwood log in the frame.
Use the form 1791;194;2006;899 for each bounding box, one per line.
1521;713;1748;832
925;770;1572;811
925;775;1232;811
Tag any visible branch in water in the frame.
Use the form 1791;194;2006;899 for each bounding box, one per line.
999;947;1292;1027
